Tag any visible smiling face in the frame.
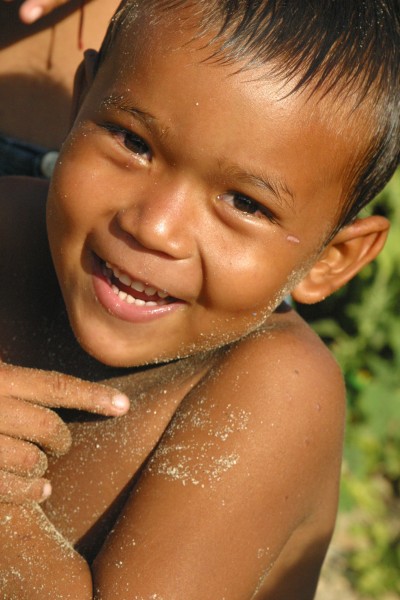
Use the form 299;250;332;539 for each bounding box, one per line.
46;8;366;367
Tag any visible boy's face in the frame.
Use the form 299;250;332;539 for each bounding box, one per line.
47;10;365;366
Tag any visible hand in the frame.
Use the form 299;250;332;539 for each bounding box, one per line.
0;362;129;504
5;0;74;24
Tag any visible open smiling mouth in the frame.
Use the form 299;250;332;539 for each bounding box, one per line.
101;260;177;307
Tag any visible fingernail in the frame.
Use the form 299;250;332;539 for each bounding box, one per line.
41;482;52;502
24;5;44;23
111;394;130;413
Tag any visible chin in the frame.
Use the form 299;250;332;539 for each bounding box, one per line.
77;339;140;368
73;329;165;368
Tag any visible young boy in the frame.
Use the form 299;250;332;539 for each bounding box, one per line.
0;1;398;598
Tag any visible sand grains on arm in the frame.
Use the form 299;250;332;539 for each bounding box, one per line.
92;315;346;600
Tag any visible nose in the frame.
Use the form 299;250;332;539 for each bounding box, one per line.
116;177;199;259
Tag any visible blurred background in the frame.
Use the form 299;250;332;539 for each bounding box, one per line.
305;171;400;600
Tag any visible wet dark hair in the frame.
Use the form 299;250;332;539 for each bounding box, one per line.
99;0;400;232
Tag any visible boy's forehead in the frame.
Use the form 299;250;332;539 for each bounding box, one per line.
108;3;371;119
95;3;372;227
104;10;369;150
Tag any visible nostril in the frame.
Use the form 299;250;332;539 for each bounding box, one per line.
114;204;192;260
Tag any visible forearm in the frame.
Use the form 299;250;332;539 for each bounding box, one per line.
0;503;92;600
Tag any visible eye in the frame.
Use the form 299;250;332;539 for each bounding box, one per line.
104;124;152;161
218;192;277;223
122;131;152;160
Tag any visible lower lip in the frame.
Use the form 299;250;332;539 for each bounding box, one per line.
91;254;185;323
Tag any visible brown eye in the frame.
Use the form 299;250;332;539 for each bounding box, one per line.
218;192;277;223
104;123;152;161
122;132;152;160
232;195;258;214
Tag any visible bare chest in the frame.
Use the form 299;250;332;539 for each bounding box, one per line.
42;362;210;559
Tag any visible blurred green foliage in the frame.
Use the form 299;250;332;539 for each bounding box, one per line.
297;171;400;598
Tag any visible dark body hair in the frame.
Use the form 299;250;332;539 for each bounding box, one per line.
99;0;400;233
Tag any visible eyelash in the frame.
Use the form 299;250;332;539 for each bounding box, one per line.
103;123;152;161
102;123;277;224
218;192;277;223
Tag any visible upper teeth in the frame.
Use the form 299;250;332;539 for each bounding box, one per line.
105;262;169;298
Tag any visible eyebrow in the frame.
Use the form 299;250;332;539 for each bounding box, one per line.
223;165;296;210
101;94;158;132
101;94;295;209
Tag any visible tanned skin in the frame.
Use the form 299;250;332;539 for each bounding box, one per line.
0;5;389;598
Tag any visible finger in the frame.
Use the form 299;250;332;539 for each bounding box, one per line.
0;471;51;504
0;435;48;478
18;0;69;23
0;397;72;455
0;364;130;416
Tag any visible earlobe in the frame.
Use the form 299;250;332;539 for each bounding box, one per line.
70;49;99;124
291;215;390;304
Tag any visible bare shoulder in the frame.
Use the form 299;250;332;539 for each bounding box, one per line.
218;304;343;396
201;306;346;483
219;306;346;444
200;306;345;525
92;308;345;599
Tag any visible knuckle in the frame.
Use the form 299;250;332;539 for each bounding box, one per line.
0;437;48;477
0;471;25;503
22;444;48;477
37;406;61;435
0;471;47;504
50;370;71;401
36;407;71;453
0;471;12;498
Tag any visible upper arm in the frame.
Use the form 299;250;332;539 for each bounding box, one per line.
92;325;346;599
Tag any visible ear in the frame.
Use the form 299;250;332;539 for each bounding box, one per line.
291;215;390;304
70;49;99;124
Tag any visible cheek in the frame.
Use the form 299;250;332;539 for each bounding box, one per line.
204;236;302;314
48;150;101;235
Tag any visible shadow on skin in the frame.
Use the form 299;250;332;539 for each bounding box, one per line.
252;533;333;600
75;488;333;600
